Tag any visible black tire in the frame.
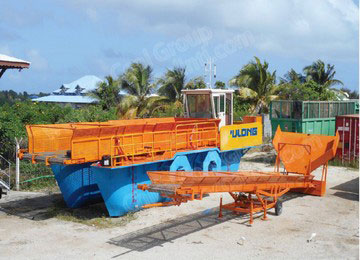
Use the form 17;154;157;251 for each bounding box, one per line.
275;200;283;216
0;187;2;200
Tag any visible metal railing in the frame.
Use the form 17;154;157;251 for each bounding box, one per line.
22;120;220;166
111;122;219;166
0;154;11;191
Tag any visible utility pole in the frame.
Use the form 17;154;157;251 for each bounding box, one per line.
204;58;216;89
15;137;22;191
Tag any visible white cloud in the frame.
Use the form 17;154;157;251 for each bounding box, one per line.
26;50;48;71
66;0;358;62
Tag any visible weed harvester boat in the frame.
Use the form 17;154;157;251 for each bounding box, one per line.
19;89;263;216
19;89;339;222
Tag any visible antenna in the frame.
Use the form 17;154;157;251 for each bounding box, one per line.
204;58;216;89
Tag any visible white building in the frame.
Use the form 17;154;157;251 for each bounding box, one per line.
32;75;102;108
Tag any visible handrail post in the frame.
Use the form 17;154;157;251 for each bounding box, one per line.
15;137;22;191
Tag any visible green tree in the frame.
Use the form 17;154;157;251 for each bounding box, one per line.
157;67;186;102
60;105;117;122
276;80;336;101
185;76;207;89
303;60;343;87
119;63;165;118
230;56;277;114
156;68;208;117
0;90;31;105
214;80;226;89
340;87;359;99
279;69;306;84
89;76;122;110
0;101;73;159
157;68;207;101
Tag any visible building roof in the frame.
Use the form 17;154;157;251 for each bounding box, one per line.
32;95;97;104
53;75;102;95
181;89;235;94
0;54;30;69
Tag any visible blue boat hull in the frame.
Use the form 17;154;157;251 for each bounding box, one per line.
51;163;102;208
50;148;251;216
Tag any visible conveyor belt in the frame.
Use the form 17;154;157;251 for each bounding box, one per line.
141;171;315;196
146;184;180;195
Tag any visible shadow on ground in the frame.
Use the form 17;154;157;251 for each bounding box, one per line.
242;151;277;164
108;192;305;257
331;177;359;201
0;192;108;221
108;208;250;258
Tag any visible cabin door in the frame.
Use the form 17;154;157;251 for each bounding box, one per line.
213;94;226;127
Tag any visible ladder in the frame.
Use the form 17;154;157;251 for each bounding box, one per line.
0;155;11;199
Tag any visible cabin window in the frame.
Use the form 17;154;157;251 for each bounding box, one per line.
187;94;212;118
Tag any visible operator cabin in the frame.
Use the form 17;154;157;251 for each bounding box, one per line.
182;89;234;128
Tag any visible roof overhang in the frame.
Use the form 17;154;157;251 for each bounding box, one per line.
0;54;30;78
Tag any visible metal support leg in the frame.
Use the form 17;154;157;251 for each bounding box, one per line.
218;196;223;218
262;199;268;220
249;197;254;225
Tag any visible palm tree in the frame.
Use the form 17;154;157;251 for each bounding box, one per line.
185;76;207;89
280;69;306;84
303;60;343;87
118;63;165;118
229;56;277;114
157;67;186;102
156;68;208;117
89;76;122;110
214;80;226;89
340;87;359;99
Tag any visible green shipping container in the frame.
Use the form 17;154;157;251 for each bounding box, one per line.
270;100;359;137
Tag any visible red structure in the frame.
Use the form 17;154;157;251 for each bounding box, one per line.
336;114;359;162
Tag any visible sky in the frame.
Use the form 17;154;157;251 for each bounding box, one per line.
0;0;359;93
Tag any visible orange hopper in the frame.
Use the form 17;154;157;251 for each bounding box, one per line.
138;127;339;224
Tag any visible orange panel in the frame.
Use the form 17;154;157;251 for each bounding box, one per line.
272;126;339;175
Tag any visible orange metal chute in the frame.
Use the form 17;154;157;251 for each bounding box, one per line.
139;128;340;224
273;126;339;175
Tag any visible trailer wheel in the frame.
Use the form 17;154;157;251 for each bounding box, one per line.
275;200;283;216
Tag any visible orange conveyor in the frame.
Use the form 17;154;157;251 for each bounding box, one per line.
138;127;340;224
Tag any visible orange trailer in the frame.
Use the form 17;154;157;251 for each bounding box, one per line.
139;127;339;224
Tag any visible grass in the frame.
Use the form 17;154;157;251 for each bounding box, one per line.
46;198;137;229
9;161;58;192
19;177;58;192
329;158;359;169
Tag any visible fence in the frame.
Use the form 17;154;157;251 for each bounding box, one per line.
270;100;359;136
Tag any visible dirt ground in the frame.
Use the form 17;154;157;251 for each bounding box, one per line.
0;155;358;260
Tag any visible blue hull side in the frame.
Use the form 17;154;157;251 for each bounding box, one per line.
51;163;102;208
92;162;167;217
92;148;250;217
